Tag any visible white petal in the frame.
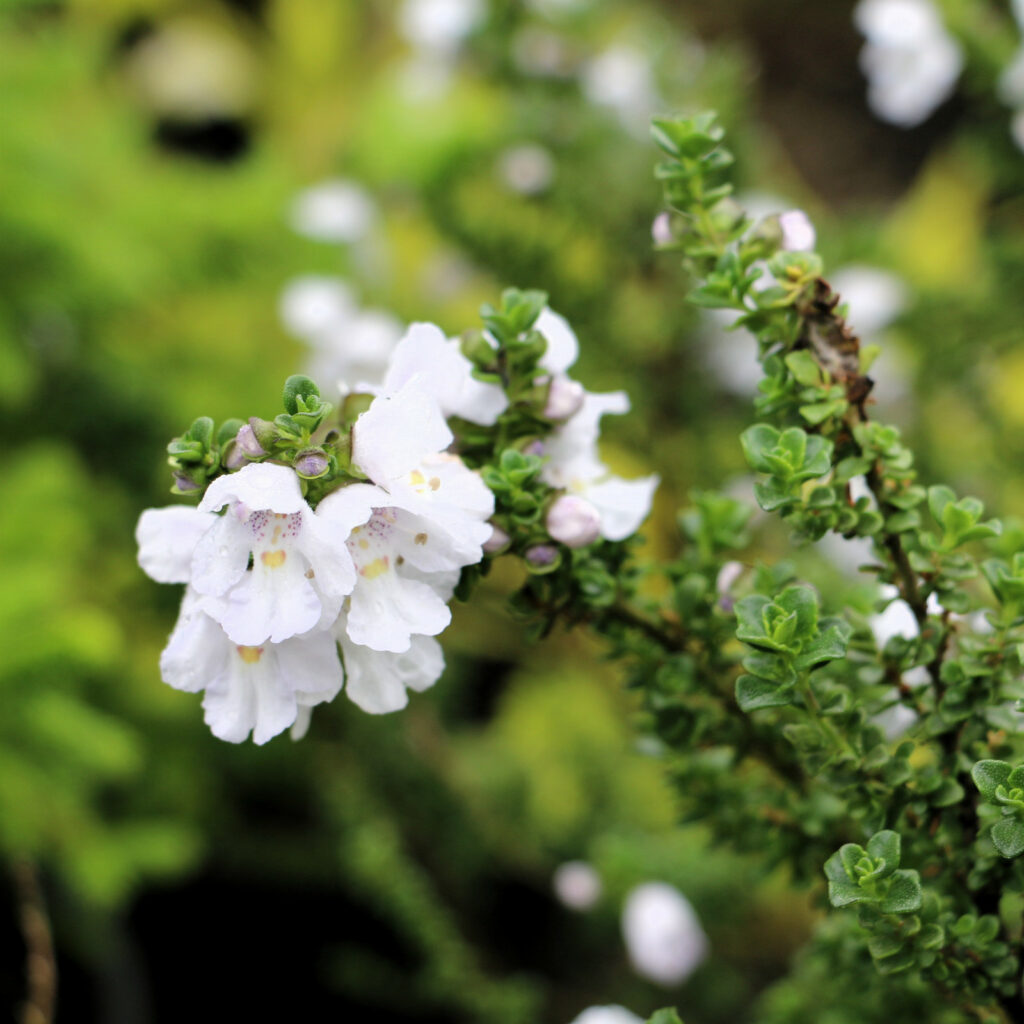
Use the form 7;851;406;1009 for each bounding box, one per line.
536;307;579;374
275;628;345;708
339;630;444;713
159;589;229;693
203;554;322;646
345;568;451;653
189;513;252;597
136;506;217;584
585;474;659;541
290;705;313;741
202;645;299;746
352;378;453;484
199;463;306;515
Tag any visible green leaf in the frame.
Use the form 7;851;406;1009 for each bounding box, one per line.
282;374;320;416
824;848;863;907
880;870;923;914
785;350;822;386
735;675;793;711
186;416;214;448
740;424;780;473
776;586;818;640
646;1011;685;1024
927;485;956;526
972;760;1012;800
866;830;900;878
795;624;850;672
991;819;1024;858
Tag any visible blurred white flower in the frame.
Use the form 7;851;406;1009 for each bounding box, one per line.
290;180;375;244
830;265;907;337
553;860;603;910
570;1007;644;1024
622;882;708;987
497;143;556;195
854;0;963;127
513;27;573;78
777;209;816;251
279;276;405;393
581;46;657;132
279;276;357;340
399;0;484;55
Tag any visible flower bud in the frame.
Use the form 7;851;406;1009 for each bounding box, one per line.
483;523;511;554
525;543;559;567
295;448;330;479
172;472;201;493
778;209;815;251
651;211;673;246
546;495;601;548
223;442;248;471
234;423;267;459
543;374;586;421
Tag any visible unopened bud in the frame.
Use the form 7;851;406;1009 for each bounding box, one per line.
248;417;277;452
651;211;673;246
483;523;511;554
235;423;267;459
223;442;248;471
525;543;559;567
173;472;201;493
543;375;586;421
546;495;602;548
778;209;815;252
524;440;546;457
295;448;330;479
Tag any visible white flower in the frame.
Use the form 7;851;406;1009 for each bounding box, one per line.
581;45;657;132
777;209;816;252
383;322;508;426
191;463;369;646
830;265;907;337
279;277;405;393
569;1007;643;1024
337;623;445;713
497;143;556;195
399;0;484;55
314;380;494;653
553;860;602;910
279;276;357;341
160;589;344;745
622;882;708;987
854;0;963;127
289;180;375;243
541;390;658;541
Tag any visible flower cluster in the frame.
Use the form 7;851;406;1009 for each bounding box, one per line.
138;296;656;743
853;0;963;128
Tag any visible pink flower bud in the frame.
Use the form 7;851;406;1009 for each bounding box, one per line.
543;375;586;421
483;523;511;553
236;423;267;459
546;495;601;548
651;211;673;246
525;543;559;567
295;449;330;479
224;442;248;471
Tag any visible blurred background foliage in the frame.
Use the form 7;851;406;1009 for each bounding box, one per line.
3;0;1024;1021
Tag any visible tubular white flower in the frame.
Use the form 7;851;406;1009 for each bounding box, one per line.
622;882;708;987
160;589;344;745
304;380;496;654
535;307;579;375
382;322;508;426
193;463;368;646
